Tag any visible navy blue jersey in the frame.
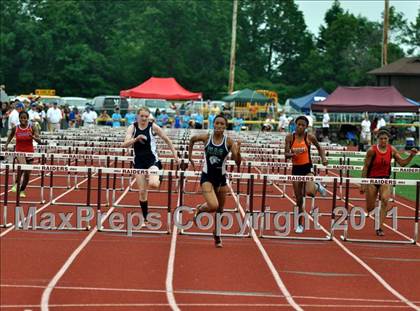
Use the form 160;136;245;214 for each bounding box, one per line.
203;134;230;175
132;121;158;166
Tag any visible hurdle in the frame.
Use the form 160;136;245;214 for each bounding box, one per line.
256;173;336;241
99;171;174;235
340;179;419;244
114;159;179;209
179;170;253;238
7;164;91;232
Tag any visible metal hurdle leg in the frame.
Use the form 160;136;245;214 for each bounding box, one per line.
1;166;13;228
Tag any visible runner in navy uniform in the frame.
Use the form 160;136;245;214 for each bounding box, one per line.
188;114;241;247
122;107;179;222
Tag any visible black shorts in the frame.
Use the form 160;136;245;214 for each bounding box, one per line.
200;172;227;188
292;163;313;176
133;158;162;170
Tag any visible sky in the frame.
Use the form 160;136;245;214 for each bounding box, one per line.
295;0;420;36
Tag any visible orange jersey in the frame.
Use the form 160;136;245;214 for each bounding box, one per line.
290;133;311;166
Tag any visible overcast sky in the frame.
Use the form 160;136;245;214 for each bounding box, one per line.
295;0;420;36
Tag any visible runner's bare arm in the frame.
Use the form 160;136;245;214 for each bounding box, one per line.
284;134;294;159
309;134;327;166
228;137;241;167
4;127;16;149
360;148;375;193
32;126;42;144
392;146;417;167
153;123;179;162
121;125;137;148
188;134;208;169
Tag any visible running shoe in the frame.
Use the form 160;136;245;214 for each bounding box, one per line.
19;191;26;198
295;225;304;234
214;235;223;248
376;228;384;236
316;182;327;197
11;184;17;192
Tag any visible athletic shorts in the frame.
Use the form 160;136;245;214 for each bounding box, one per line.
200;172;227;188
292;163;313;176
133;158;162;170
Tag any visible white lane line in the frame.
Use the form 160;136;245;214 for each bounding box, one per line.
165;181;181;311
228;183;303;311
40;179;134;311
6;283;420;303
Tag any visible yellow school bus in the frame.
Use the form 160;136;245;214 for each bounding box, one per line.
257;90;278;114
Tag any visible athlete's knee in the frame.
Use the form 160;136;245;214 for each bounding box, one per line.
149;180;160;189
295;196;303;207
139;190;147;200
207;202;219;212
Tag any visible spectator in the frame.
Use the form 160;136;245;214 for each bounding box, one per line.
182;111;191;129
82;106;98;127
322;108;330;142
97;110;110;126
68;107;79;128
37;104;47;131
376;115;386;132
112;107;122;128
250;103;258;120
28;103;42;131
305;112;314;134
46;102;62;132
202;101;210;118
262;114;275;131
210;103;220;116
207;111;216;130
155;108;161;118
371;117;378;133
233;114;244;132
124;108;136;126
360;113;371;150
194;111;204;129
173;110;182;128
179;103;186;115
157;110;169;127
278;111;288;132
1;102;9;136
8;102;24;134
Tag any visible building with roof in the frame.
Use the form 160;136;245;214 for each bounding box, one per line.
368;57;420;101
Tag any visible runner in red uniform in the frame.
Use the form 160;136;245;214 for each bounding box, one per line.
361;128;417;236
5;111;42;197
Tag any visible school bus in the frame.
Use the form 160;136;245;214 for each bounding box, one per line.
256;90;278;114
19;89;62;105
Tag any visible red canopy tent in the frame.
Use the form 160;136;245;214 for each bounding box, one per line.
312;86;418;112
120;77;202;100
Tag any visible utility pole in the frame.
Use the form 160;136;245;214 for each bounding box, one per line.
228;0;238;94
382;0;389;66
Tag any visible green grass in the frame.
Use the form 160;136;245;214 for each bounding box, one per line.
326;154;419;202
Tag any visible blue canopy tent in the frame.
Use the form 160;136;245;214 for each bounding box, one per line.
405;97;420;106
289;88;329;112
